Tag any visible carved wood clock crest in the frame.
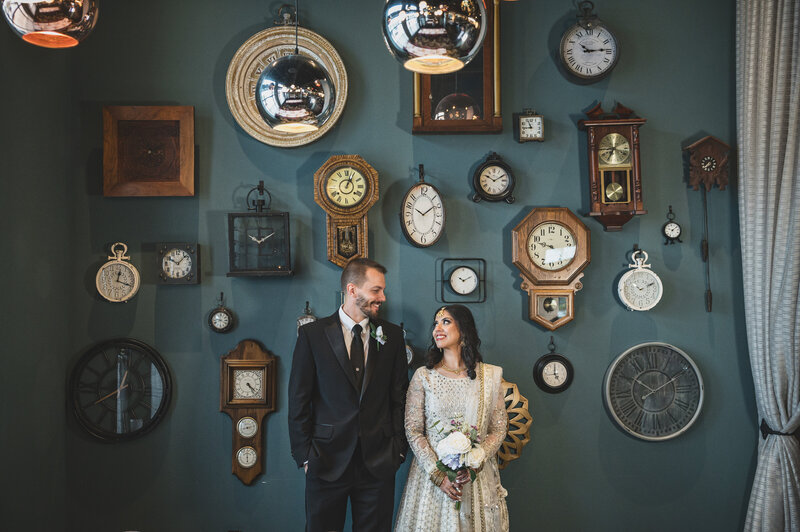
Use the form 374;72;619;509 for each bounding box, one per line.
314;155;379;267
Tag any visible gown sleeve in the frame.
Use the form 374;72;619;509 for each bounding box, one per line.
405;368;439;475
480;367;508;460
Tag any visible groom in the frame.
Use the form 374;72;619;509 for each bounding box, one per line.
288;258;409;531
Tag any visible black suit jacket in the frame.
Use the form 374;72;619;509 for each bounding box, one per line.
288;312;409;482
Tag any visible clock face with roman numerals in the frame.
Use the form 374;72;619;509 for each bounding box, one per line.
604;343;704;441
325;166;368;208
70;338;172;442
559;21;619;81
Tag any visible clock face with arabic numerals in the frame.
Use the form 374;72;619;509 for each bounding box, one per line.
604;343;704;441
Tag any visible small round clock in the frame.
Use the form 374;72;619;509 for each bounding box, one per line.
533;338;574;393
400;165;446;247
559;1;619;82
604;342;704;441
527;222;577;271
701;156;717;172
618;249;663;311
96;242;141;302
472;152;516;204
70;338;172;442
237;417;259;439
236;446;258;468
208;292;235;333
158;242;199;284
449;266;479;295
662;205;683;245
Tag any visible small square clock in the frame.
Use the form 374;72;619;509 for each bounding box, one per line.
227;212;292;276
157;242;199;284
515;109;544;143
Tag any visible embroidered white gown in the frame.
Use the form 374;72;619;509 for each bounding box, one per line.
395;363;509;532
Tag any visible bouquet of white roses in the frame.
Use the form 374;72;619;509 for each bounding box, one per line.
432;417;485;510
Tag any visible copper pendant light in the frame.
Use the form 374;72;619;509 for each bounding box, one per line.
382;0;487;74
2;0;98;48
255;2;336;132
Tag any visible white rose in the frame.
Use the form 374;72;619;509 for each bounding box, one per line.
464;446;486;469
435;431;472;458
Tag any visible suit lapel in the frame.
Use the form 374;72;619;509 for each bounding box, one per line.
323;315;359;392
360;332;379;401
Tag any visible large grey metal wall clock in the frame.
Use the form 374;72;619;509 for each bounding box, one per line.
226;25;348;148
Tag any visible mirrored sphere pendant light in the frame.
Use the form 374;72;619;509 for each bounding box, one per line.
255;1;336;132
382;0;487;75
2;0;98;48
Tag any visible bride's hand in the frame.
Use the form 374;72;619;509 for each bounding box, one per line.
455;469;470;485
439;477;462;501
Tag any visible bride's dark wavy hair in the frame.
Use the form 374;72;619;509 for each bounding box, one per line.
424;304;483;380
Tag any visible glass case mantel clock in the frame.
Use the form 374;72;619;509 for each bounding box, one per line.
604;342;704;441
511;207;591;330
70;338;172;442
515;108;544;143
220;339;277;485
400;164;445;248
579;102;647;231
157;242;199;284
96;242;141;303
412;0;501;134
314;155;380;268
559;1;620;83
617;248;663;311
225;5;348;148
533;337;574;394
228;181;292;277
472;152;516;204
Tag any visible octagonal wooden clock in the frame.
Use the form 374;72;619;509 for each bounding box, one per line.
511;207;591;330
314;155;379;267
220;340;277;485
579;102;647;231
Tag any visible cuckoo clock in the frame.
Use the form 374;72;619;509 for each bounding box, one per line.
683;135;730;191
314;155;379;268
511;207;591;330
579;102;647;231
220;340;278;485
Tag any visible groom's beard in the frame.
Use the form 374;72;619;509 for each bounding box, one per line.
355;293;381;319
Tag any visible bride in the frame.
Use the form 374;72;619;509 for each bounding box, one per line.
395;304;509;532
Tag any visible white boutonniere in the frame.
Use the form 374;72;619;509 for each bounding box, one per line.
369;323;387;349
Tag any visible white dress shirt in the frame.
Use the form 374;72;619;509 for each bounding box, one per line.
338;306;370;364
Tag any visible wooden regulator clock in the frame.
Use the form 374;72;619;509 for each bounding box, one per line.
511;207;591;330
220;340;277;485
314;155;379;267
579;102;647;231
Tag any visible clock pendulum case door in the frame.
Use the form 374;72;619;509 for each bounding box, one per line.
579;102;647;231
220;340;277;485
314;155;380;268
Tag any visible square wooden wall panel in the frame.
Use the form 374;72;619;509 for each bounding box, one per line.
103;106;195;196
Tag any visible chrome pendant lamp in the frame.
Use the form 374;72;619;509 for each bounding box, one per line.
255;1;335;132
382;0;487;74
2;0;98;48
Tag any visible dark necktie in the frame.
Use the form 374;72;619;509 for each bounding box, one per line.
351;324;365;390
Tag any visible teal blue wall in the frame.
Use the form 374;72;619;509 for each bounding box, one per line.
2;0;756;530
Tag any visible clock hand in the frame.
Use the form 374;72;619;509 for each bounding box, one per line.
632;378;655;393
641;368;688;400
415;208;425;215
118;280;132;287
420;207;434;215
94;383;130;404
247;382;256;393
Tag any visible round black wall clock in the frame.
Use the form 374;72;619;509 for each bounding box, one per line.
70;338;172;442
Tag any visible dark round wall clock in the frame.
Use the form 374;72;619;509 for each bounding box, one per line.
70;338;172;442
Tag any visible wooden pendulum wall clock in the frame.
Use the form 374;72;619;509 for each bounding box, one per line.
314;155;379;267
511;207;591;330
579;102;647;231
220;340;277;485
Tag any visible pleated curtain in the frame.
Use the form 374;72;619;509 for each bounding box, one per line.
737;0;800;530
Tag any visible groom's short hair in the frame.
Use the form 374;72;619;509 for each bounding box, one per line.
341;258;387;291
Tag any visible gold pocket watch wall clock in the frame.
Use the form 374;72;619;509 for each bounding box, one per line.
511;207;591;330
559;1;620;83
314;155;379;267
604;342;704;441
220;340;277;485
96;242;141;302
579;102;647;231
225;6;348;148
617;248;663;311
157;242;199;284
400;164;445;247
